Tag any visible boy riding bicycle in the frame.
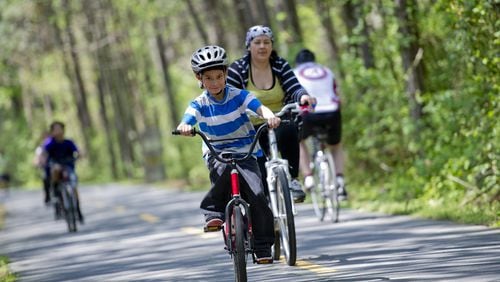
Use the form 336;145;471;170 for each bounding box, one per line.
43;121;84;223
176;45;279;263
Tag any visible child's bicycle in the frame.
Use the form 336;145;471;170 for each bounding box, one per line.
50;163;80;232
172;124;268;282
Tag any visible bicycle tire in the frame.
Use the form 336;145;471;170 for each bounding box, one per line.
311;154;327;221
233;205;247;282
63;184;77;232
325;153;340;223
276;168;297;266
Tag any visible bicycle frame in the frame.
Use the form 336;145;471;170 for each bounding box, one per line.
265;128;297;217
172;125;268;268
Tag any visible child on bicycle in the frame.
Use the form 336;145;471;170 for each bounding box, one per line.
293;49;348;199
176;45;279;263
43;121;84;222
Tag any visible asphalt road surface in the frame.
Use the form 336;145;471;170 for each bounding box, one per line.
1;184;499;282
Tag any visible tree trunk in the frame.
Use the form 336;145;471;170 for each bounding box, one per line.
49;0;93;156
81;0;120;179
342;0;374;69
395;0;424;121
97;76;119;179
283;0;303;44
204;0;227;46
232;0;254;45
315;0;342;76
186;0;209;43
255;0;272;27
153;18;180;126
62;0;93;131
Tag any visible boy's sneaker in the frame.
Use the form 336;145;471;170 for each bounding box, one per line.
304;175;315;192
336;176;348;201
254;248;273;264
204;217;223;232
290;179;306;203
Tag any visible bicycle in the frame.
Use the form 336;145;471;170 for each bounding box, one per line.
258;103;302;266
306;125;340;223
172;124;268;282
50;163;80;232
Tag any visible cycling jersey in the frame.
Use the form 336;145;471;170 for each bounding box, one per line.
293;62;339;113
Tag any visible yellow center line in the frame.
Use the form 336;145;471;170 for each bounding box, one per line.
180;226;219;239
295;259;336;274
140;213;160;223
114;205;126;213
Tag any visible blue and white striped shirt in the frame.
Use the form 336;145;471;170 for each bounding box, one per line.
182;86;263;157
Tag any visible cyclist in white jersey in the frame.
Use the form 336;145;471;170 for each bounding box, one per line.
293;49;347;200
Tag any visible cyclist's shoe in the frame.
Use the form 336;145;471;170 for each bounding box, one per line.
44;195;51;206
255;248;273;264
290;179;306;203
54;207;63;220
337;176;348;201
304;175;315;192
78;213;85;224
204;217;223;232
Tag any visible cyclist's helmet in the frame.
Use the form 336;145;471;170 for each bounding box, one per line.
245;25;274;48
191;45;228;74
295;49;316;65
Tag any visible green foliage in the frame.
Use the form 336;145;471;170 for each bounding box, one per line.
0;0;496;225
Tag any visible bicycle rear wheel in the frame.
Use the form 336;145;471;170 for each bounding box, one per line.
325;153;340;223
311;154;327;221
232;205;247;282
275;168;296;266
62;183;77;232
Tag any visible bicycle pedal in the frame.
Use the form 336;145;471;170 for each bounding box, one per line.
203;225;222;232
255;257;273;264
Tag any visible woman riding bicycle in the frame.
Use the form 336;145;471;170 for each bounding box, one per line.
227;25;316;203
176;45;279;263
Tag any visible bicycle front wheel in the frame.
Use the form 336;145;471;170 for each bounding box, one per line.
62;184;77;232
275;168;297;266
233;205;247;282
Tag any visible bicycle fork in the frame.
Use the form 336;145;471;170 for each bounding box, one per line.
224;169;254;256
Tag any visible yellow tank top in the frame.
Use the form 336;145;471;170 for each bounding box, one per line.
247;69;285;124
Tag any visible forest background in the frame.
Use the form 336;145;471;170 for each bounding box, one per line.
0;0;498;226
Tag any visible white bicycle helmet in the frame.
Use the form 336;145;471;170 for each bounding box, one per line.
245;25;274;48
191;45;228;74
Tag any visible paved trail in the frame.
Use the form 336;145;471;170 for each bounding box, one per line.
1;185;499;281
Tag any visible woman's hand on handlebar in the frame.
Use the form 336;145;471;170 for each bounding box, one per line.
176;123;194;136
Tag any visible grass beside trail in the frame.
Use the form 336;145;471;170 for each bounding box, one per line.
346;186;500;228
0;205;17;281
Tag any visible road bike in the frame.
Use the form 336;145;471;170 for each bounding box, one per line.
306;125;340;223
172;125;268;282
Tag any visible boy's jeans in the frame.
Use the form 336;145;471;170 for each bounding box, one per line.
201;155;275;251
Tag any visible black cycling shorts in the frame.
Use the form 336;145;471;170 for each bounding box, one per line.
300;110;342;145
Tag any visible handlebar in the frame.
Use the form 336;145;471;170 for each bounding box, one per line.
172;123;268;164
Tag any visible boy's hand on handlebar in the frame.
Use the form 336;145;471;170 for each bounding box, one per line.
176;123;194;136
267;116;281;129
